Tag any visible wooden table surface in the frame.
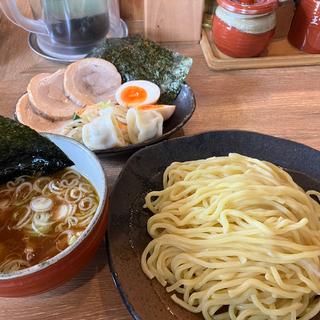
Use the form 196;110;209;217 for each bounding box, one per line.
1;6;320;320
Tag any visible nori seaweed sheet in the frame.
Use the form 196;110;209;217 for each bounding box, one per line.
88;36;193;103
0;116;74;184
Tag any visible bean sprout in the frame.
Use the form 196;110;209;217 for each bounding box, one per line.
64;126;83;143
63;119;86;140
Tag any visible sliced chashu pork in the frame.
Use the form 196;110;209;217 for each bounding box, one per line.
28;69;80;121
16;94;69;134
64;58;122;107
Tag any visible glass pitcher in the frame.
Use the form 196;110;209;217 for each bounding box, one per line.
0;0;123;60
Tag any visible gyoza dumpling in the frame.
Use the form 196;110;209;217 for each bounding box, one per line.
126;108;163;144
82;108;126;150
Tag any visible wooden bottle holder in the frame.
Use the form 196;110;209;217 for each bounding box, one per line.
200;1;320;70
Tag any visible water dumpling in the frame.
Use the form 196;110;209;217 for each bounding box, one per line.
126;108;163;144
82;109;126;150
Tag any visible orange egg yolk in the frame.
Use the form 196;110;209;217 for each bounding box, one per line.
121;86;147;105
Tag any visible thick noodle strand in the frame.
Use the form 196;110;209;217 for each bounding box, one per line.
141;154;320;320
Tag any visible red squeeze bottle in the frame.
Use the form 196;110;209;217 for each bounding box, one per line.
288;0;320;53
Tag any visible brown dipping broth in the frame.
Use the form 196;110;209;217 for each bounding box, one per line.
0;169;99;273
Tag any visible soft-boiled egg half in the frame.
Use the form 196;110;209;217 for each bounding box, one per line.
135;105;176;121
115;80;160;107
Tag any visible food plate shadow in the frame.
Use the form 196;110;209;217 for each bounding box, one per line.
107;130;320;320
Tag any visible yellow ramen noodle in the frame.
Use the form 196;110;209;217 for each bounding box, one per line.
141;153;320;320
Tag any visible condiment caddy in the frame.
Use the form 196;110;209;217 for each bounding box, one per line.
201;0;320;70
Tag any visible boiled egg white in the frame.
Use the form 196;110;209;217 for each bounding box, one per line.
135;104;176;121
115;80;160;107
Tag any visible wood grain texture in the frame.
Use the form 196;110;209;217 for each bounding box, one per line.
1;1;320;319
119;0;144;20
144;0;204;42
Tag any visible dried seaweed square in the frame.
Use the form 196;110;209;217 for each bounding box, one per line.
89;36;193;103
0;116;74;183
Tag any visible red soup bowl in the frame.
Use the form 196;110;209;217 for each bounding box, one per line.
0;134;108;297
